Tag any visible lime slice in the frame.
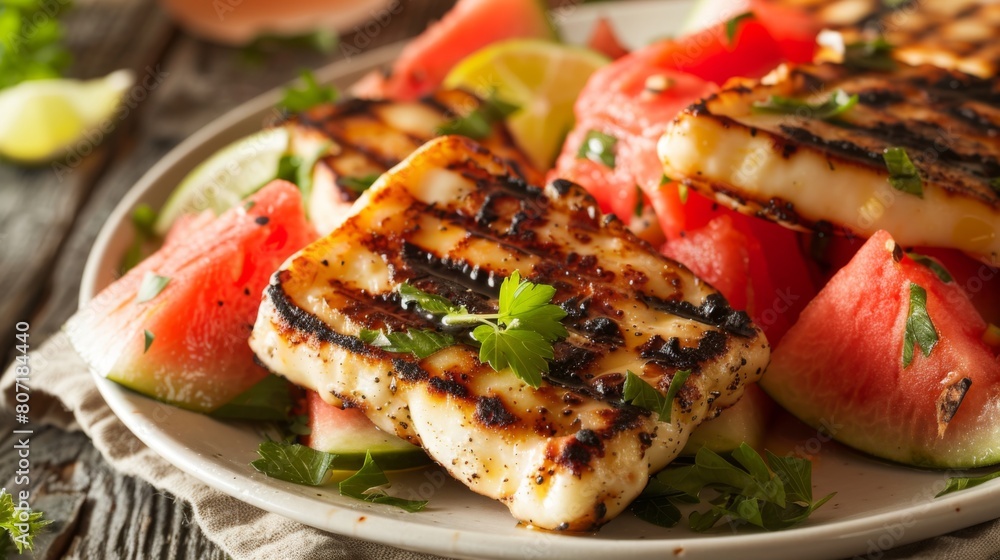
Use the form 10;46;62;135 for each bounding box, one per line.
443;39;608;170
0;70;134;165
153;127;290;235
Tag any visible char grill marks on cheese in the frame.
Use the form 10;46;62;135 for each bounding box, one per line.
250;135;769;531
757;0;1000;77
286;88;540;235
659;62;1000;261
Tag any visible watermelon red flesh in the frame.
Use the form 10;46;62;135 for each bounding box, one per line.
371;0;554;100
550;18;784;234
658;192;817;345
301;390;430;470
66;181;318;412
586;17;629;60
761;230;1000;468
662;215;793;345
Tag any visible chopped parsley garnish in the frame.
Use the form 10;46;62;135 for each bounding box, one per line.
725;12;754;45
883;147;923;197
340;174;381;194
989;178;1000;194
339;451;428;512
843;37;896;71
252;440;336;486
136;272;171;303
0;488;51;554
623;370;691;423
390;272;568;389
359;328;455;359
906;252;953;283
251;445;427;512
577;130;617;168
633;185;645;218
445;271;568;388
902;283;938;368
634;444;834;531
752;89;858;121
436;94;519;140
278;69;338;113
936;469;1000;498
143;330;155;353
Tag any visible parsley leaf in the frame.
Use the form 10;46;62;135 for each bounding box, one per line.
633;185;645;217
436;94;519;140
906;252;953;283
497;270;568;341
903;283;938;368
340;174;381;195
475;325;552;389
359;328;455;359
211;375;294;422
398;283;465;316
883;147;923;197
725;12;754;45
339;452;428;512
639;445;834;531
394;273;567;388
252;440;336;486
0;489;51;554
844;37;896;71
936;470;1000;498
752;89;858;121
623;370;691;423
143;330;155;353
468;271;567;387
278;69;338;113
577;130;617;168
136;272;171;303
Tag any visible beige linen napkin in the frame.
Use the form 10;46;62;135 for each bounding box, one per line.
3;331;1000;560
0;331;445;560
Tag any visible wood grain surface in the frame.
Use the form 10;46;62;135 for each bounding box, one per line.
0;1;451;557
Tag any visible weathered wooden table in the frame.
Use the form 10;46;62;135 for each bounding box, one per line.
0;1;451;556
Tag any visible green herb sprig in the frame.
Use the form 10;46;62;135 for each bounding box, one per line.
436;94;519;140
752;89;858;121
902;283;938;368
632;444;834;531
623;369;691;423
278;70;338;113
577;130;617;168
251;443;427;511
883;147;923;197
365;272;568;388
0;489;51;555
937;470;1000;498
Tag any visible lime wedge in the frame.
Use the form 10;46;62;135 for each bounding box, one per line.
444;39;608;170
0;70;134;165
153;127;290;235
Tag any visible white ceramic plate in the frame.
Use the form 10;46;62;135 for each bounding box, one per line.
81;3;1000;559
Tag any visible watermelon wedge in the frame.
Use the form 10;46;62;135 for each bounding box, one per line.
301;390;430;471
67;181;318;412
761;230;1000;468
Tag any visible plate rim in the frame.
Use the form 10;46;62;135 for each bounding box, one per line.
78;4;1000;559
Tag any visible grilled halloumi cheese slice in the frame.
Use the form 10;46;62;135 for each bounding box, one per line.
286;88;541;235
250;135;769;531
659;62;1000;261
755;0;1000;77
